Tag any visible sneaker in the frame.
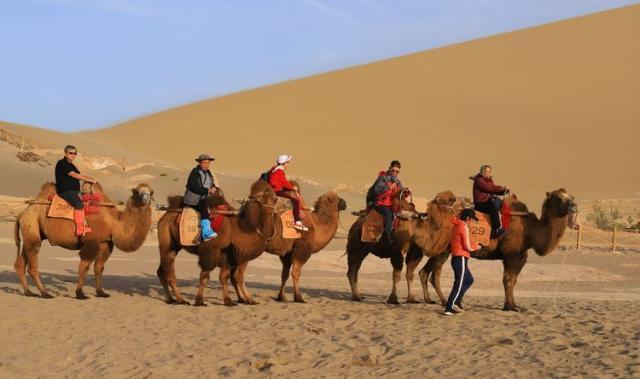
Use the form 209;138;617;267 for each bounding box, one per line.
452;304;465;313
443;310;456;316
293;221;309;232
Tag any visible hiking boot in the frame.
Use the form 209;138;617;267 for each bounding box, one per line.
452;304;465;313
293;221;309;232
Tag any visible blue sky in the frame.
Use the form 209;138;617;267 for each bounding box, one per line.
1;0;637;131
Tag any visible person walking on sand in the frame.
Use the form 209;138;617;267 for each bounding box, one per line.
444;208;482;316
268;154;309;231
55;145;98;236
183;154;220;241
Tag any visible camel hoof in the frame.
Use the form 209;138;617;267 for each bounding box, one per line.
223;299;237;307
351;295;364;302
75;290;89;300
294;296;306;304
41;292;55;299
502;304;520;312
175;299;190;305
386;295;399;305
194;298;208;307
406;297;420;304
246;300;259;305
275;294;287;302
95;290;110;298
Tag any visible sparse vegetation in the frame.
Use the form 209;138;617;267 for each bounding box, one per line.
587;201;625;231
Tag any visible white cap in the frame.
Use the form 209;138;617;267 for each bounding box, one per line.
276;154;292;165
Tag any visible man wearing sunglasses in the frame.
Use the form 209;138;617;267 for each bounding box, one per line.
55;145;98;236
371;160;407;245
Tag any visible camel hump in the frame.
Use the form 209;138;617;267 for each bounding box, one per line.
35;182;56;200
167;195;184;209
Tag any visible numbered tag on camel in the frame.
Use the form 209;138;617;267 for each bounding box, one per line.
468;211;491;246
47;194;74;220
281;210;301;239
179;207;201;246
361;209;383;243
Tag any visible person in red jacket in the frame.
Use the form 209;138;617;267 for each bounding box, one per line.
444;208;482;316
472;164;508;238
268;154;309;231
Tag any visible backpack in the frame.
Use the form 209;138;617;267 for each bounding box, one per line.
259;171;271;182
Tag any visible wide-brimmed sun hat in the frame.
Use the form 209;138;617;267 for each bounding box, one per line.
195;154;215;162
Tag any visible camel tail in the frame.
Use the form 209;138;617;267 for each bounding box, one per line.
14;218;21;256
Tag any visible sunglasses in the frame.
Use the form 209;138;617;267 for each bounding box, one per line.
390;169;400;173
67;151;77;155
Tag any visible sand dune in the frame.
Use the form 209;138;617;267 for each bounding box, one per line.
78;5;640;206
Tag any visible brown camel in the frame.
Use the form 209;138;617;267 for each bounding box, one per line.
346;192;427;304
14;182;154;299
274;191;347;303
228;182;347;304
415;188;578;311
156;180;280;306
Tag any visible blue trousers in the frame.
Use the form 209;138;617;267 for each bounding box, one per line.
446;256;474;311
374;205;394;238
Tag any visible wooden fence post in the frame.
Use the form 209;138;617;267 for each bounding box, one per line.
576;226;582;252
611;227;616;253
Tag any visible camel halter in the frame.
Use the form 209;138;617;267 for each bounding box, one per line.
249;199;278;242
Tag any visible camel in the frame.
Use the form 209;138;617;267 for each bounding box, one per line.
274;191;347;303
156;180;280;306
346;192;427;304
14;182;154;299
227;181;347;304
414;188;578;311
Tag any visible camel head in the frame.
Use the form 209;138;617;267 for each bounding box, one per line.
314;192;347;214
131;183;154;206
543;188;578;226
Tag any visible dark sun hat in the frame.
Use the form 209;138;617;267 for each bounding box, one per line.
195;154;215;162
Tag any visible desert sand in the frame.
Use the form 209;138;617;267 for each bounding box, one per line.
1;4;639;379
0;220;639;378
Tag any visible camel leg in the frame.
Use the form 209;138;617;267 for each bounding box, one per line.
76;241;99;300
15;246;34;297
194;270;211;307
276;253;293;302
235;263;258;305
94;242;113;298
502;253;528;312
292;255;310;303
430;256;448;306
23;240;53;299
157;250;189;305
347;250;368;302
229;265;245;303
386;253;403;304
217;265;236;307
405;248;422;304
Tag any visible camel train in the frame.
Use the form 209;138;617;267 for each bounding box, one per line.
12;180;577;312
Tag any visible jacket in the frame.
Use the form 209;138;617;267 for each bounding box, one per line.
269;165;294;192
450;218;479;258
184;167;215;206
472;174;507;204
373;171;404;207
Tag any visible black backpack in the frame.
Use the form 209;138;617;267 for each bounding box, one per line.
259;171;271;182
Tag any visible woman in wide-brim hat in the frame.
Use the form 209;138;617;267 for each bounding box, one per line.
184;153;219;241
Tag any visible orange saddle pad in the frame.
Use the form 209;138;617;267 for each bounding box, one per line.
281;210;301;239
468;211;491;246
47;195;74;220
179;207;201;246
361;209;384;243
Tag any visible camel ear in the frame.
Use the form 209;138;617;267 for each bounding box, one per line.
546;192;551;198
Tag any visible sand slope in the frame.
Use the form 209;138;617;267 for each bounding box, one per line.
78;5;640;205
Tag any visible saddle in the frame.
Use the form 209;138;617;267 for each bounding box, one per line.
177;204;229;246
360;207;401;243
46;193;104;220
468;201;513;245
276;195;303;239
